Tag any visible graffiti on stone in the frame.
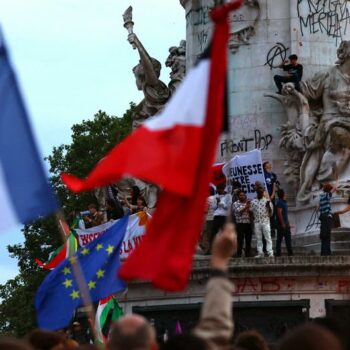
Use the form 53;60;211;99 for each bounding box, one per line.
297;0;350;44
186;6;212;52
264;43;290;69
220;129;273;157
305;207;321;232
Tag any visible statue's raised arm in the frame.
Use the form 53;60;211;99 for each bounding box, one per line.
128;33;159;87
122;6;170;128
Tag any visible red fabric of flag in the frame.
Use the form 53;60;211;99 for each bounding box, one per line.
62;0;242;291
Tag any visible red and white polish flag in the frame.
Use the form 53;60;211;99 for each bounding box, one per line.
62;0;243;291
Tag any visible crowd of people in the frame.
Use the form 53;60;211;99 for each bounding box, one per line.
1;223;349;350
72;185;149;230
202;162;292;258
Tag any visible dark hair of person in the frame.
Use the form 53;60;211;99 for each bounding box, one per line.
277;323;342;350
88;203;97;210
26;329;64;350
236;189;246;197
232;180;242;190
217;183;226;190
209;186;215;196
160;334;208;350
137;196;147;207
277;189;285;198
0;337;33;350
131;186;141;205
262;162;269;171
234;330;269;350
108;322;151;350
289;54;298;60
312;317;348;350
322;183;333;193
76;345;100;350
106;198;116;208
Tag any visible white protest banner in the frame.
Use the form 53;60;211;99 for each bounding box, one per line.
76;212;151;259
76;221;114;247
222;149;266;199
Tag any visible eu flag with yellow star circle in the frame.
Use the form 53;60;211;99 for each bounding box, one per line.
35;215;128;330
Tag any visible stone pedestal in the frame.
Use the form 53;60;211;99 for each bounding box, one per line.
119;256;350;342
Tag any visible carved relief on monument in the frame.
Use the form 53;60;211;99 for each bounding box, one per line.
165;40;187;94
266;40;350;203
228;0;260;54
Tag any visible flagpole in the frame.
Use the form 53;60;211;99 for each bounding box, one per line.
54;211;99;344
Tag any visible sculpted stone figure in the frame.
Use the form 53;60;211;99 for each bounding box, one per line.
297;40;350;203
123;7;170;128
264;83;309;190
129;35;170;127
267;41;350;203
165;40;186;94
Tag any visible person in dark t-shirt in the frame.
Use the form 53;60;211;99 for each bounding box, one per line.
275;189;293;256
274;54;303;94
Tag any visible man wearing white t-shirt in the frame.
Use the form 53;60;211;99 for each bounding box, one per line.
250;183;274;257
208;183;232;252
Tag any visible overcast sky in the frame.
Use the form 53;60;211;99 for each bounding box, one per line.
0;0;185;284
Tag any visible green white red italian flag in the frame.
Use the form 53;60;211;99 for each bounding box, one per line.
35;231;78;270
95;295;124;344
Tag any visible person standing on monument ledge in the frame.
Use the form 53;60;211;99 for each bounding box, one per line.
275;189;293;257
274;54;303;94
318;182;337;256
208;183;232;252
232;189;253;258
250;182;274;258
263;161;278;238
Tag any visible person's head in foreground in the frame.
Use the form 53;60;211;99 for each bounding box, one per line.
0;337;33;350
160;334;208;350
26;329;66;350
234;330;269;350
108;314;157;350
277;323;343;350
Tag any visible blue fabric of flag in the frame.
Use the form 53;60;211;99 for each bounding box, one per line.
35;215;128;330
0;35;58;223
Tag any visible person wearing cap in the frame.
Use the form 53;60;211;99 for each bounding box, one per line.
274;54;303;94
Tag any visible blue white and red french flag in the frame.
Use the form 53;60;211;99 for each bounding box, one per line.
62;1;242;291
0;33;58;231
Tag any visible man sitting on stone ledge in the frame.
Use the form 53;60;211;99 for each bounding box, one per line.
274;54;303;94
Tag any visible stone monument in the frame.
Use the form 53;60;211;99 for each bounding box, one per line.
180;0;350;239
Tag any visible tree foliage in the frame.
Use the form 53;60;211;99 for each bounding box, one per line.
0;106;134;336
